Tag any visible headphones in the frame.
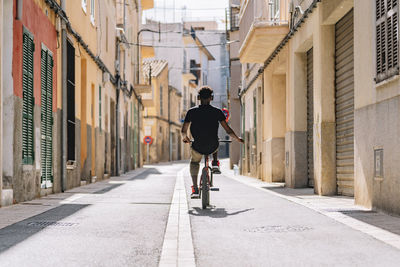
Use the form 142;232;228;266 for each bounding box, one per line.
197;87;214;100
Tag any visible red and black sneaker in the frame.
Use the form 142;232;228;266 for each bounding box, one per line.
191;186;199;198
212;160;221;174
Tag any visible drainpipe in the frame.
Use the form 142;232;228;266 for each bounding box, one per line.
137;98;141;167
116;40;120;176
61;0;67;192
168;86;171;161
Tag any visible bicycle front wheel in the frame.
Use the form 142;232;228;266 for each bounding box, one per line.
201;171;209;209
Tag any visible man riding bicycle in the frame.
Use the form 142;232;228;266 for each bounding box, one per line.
181;86;244;197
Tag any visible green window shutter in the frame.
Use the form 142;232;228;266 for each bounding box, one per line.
22;30;35;165
40;49;47;183
40;47;53;185
47;52;53;183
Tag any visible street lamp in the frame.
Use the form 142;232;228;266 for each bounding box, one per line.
136;25;160;84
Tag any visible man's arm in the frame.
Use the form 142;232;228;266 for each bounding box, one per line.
181;122;191;143
220;120;244;143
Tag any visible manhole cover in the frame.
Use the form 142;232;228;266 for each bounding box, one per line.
26;221;78;228
245;225;313;233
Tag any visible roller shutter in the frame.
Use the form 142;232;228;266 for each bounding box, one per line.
335;10;354;196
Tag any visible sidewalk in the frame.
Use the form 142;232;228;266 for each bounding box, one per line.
220;159;400;250
0;168;148;230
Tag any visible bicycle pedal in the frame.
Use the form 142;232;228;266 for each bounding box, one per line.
210;187;220;191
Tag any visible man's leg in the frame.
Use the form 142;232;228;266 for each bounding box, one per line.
212;151;218;162
190;148;203;189
212;150;221;174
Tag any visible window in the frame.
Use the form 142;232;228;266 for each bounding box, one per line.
183;50;187;71
183;86;187;110
160;85;163;116
82;0;87;13
376;0;399;82
67;40;75;161
90;0;95;24
272;0;280;20
40;46;54;186
22;29;35;164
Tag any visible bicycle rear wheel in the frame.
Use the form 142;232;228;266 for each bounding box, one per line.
201;170;209;209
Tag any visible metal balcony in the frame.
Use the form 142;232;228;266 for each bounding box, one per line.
239;0;289;63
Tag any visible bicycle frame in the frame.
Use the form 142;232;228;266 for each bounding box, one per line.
192;140;231;209
199;155;213;193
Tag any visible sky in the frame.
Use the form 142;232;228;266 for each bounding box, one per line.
143;0;230;29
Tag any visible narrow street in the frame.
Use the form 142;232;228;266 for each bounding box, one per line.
0;161;400;267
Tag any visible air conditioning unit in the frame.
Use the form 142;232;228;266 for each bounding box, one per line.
103;72;110;84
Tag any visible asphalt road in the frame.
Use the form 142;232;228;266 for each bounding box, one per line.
186;166;400;267
0;163;183;267
0;161;400;267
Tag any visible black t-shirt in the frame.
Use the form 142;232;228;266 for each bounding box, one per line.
184;104;226;155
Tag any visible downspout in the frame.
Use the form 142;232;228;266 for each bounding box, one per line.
61;0;67;192
116;42;120;176
136;1;141;167
168;86;171;161
137;98;141;167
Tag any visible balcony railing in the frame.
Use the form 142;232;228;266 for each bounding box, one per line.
290;0;314;27
228;6;240;31
239;0;289;49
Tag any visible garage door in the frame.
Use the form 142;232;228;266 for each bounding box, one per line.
335;9;354;196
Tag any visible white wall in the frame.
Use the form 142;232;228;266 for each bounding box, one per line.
2;0;14;181
142;21;184;92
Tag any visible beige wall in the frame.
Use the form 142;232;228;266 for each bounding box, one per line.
143;65;182;163
285;0;353;193
354;0;400;214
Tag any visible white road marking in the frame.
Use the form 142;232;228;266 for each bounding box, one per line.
159;169;196;267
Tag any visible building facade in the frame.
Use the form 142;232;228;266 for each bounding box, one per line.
142;60;183;163
0;0;152;207
238;0;400;215
228;0;242;169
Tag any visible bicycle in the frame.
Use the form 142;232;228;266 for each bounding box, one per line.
192;140;232;209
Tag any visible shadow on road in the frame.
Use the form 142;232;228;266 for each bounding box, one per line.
263;187;400;238
189;207;254;218
128;168;162;181
93;168;162;194
0;204;89;254
262;186;315;197
339;210;400;236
